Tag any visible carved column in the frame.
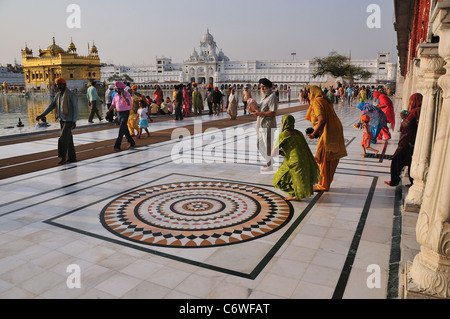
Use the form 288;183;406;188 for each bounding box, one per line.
401;60;414;111
404;44;445;212
411;57;424;101
408;2;450;298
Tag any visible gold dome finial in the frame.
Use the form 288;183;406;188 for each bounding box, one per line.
68;37;77;53
90;41;98;55
22;43;33;56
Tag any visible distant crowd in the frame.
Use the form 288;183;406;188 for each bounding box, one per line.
298;85;394;106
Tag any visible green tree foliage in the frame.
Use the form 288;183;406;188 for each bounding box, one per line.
107;74;134;83
312;51;372;81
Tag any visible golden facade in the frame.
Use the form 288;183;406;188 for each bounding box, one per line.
21;38;100;92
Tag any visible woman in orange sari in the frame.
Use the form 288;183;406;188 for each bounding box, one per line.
306;86;348;192
153;85;164;106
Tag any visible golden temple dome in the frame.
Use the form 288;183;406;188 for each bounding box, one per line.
68;38;77;53
22;43;33;56
89;41;98;55
46;37;65;53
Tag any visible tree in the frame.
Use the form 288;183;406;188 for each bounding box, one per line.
107;74;134;83
312;51;372;81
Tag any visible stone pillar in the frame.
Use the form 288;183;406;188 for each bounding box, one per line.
408;2;450;298
401;61;413;111
410;58;424;101
404;44;445;213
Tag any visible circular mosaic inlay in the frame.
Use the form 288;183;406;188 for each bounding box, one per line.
100;181;293;248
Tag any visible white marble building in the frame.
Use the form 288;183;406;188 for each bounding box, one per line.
101;29;397;90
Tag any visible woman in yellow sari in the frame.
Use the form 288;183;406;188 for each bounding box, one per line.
359;87;367;103
306;86;347;192
127;91;140;137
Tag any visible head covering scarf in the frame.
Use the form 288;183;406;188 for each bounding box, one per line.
373;91;381;100
309;85;332;104
408;93;423;112
281;114;296;132
357;102;368;111
305;86;332;125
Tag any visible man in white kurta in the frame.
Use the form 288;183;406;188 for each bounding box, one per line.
254;78;278;171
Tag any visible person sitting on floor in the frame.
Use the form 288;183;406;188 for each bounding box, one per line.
160;99;170;115
149;99;161;115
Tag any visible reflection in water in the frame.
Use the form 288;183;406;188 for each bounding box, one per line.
0;95;95;128
0;88;297;129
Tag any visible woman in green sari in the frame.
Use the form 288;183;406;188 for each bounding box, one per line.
272;115;320;201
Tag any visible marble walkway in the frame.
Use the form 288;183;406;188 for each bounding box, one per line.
0;98;418;300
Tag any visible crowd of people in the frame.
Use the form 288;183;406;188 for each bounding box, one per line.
104;82;245;126
36;77;420;200
298;85;394;106
99;81;299;131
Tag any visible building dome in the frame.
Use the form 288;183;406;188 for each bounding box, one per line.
190;48;199;61
218;49;229;61
46;37;65;53
68;39;77;53
22;43;33;56
201;28;214;44
90;42;98;55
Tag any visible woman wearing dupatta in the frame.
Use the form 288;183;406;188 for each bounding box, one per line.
192;83;203;115
273;115;320;201
356;102;387;144
359;88;367;103
306;86;348;192
183;86;191;117
373;91;395;140
153;85;164;106
127;90;140;137
385;93;423;187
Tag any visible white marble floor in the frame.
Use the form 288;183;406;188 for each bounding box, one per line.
0;100;413;300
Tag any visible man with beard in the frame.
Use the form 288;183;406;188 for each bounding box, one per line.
36;78;79;165
252;78;278;172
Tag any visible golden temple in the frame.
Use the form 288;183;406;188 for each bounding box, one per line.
21;38;100;93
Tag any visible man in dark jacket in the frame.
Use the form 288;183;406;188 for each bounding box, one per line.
175;84;184;121
36;78;78;165
212;87;223;116
205;85;214;115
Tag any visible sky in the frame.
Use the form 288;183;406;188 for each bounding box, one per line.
0;0;398;66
